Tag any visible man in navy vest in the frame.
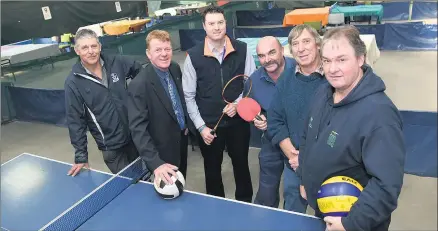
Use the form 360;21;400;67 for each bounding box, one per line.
182;5;256;202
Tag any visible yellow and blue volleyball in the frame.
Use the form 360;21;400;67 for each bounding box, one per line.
317;176;363;217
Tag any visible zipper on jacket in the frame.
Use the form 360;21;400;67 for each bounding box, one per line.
220;68;224;88
75;72;109;150
86;106;107;149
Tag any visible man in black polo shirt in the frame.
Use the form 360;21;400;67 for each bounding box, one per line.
182;5;256;202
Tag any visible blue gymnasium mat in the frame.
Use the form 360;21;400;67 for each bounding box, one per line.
401;111;437;177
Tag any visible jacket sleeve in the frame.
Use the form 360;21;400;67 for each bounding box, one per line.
182;54;205;129
296;112;311;180
127;76;165;172
65;83;88;164
172;62;196;136
243;74;254;98
342;121;406;231
121;56;143;79
267;81;289;147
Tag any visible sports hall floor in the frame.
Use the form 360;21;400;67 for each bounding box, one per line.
1;50;437;230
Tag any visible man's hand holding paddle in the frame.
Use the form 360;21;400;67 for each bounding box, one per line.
200;126;216;145
253;114;267;130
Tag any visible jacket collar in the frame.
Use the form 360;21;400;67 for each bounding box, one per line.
295;61;324;75
73;53;114;76
72;53;114;84
259;56;294;83
81;57;105;76
203;35;235;60
148;62;180;123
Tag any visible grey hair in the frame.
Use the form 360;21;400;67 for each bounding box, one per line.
74;29;100;48
288;24;322;53
321;25;367;58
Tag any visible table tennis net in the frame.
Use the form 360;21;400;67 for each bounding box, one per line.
40;158;149;231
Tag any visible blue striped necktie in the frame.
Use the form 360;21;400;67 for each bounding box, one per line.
164;72;185;129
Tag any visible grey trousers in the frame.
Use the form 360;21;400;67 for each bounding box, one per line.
102;141;140;174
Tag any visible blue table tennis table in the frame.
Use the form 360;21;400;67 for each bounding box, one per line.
1;153;326;230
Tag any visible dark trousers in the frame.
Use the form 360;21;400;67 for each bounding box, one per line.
179;130;189;179
197;122;253;202
254;135;284;208
102;140;139;174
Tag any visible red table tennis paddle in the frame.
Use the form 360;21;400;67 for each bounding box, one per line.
237;98;264;122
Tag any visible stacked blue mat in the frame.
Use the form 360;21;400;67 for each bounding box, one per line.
401;111;437;177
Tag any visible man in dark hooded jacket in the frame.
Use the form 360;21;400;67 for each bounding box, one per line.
297;26;406;231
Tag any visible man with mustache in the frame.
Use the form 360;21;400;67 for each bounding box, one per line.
267;25;327;212
246;36;297;209
182;5;256;202
65;29;143;176
127;30;193;184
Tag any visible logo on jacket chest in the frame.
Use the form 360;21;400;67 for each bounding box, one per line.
327;130;338;148
308;117;313;128
111;73;119;83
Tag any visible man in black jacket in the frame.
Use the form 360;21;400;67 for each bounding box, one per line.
65;29;143;176
127;30;193;184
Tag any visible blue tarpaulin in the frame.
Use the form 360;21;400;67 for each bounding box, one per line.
1;82;15;123
401;111;437;177
234;27;293;38
179;29;206;51
8;86;66;126
236;8;286;26
354;24;386;48
412;1;438;20
376;1;410;21
382;23;437;50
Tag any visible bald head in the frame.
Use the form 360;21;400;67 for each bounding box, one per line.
256;36;285;77
256;36;282;53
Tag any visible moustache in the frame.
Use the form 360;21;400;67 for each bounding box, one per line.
262;60;278;67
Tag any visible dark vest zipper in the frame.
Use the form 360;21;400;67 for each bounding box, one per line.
220;68;224;88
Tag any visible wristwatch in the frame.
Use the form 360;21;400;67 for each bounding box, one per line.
198;124;206;133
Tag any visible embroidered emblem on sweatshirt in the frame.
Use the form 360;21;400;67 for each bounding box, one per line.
327;130;338;148
111;73;119;82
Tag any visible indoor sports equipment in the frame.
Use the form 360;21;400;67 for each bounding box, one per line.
210;74;252;135
236;97;264;122
153;170;185;199
316;176;364;217
1;153;327;230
